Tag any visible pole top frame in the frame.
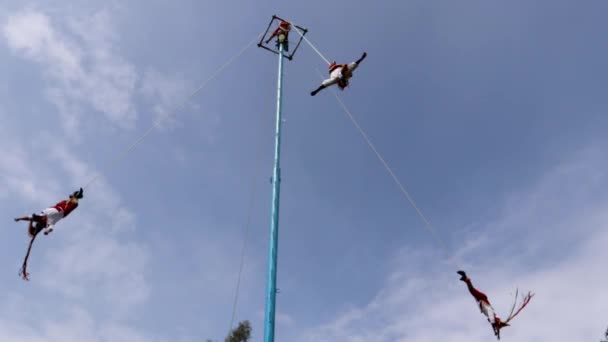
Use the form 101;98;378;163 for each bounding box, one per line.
258;15;308;61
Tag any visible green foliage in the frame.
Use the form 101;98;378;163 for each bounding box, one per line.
225;321;252;342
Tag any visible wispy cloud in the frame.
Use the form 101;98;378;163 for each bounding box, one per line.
0;134;149;307
0;80;149;341
0;147;152;339
295;145;608;342
140;68;191;130
3;9;137;135
0;5;222;341
276;312;296;327
0;303;183;342
0;128;61;206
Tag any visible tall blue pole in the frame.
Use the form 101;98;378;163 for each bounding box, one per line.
264;43;284;342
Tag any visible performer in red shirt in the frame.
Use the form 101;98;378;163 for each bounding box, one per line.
265;20;291;50
13;188;83;280
310;52;367;96
457;270;534;340
15;188;82;236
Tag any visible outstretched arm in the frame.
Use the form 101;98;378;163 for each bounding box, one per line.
311;84;326;96
266;27;285;44
355;52;367;65
14;216;32;222
265;30;278;44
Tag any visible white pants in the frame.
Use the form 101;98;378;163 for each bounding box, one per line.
321;62;359;87
40;207;64;230
479;301;497;324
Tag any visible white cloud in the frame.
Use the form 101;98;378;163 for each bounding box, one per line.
0;77;151;341
0;5;253;342
0;129;62;206
3;9;137;135
0;100;149;327
276;312;295;327
40;234;149;310
139;68;221;144
12;137;151;311
2;7;200;144
295;146;608;342
0;302;183;342
0;6;219;341
140;68;191;130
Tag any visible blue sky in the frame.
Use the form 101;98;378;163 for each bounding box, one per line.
0;1;607;341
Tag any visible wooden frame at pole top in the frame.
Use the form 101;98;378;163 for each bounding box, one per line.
257;15;308;60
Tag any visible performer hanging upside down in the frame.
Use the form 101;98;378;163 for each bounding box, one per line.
310;52;367;96
14;188;83;236
13;188;83;280
457;270;534;340
265;20;291;51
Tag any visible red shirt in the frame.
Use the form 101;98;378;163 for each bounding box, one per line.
54;200;79;217
268;24;290;42
465;279;490;304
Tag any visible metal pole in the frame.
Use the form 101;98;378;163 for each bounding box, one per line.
263;42;284;342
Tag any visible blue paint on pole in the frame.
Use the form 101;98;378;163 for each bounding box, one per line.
263;42;284;342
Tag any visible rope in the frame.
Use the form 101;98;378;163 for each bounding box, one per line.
288;21;331;65
82;33;262;189
19;229;40;281
226;133;264;333
321;71;454;261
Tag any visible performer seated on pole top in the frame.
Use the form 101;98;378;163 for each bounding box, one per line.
265;20;291;51
310;52;367;96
